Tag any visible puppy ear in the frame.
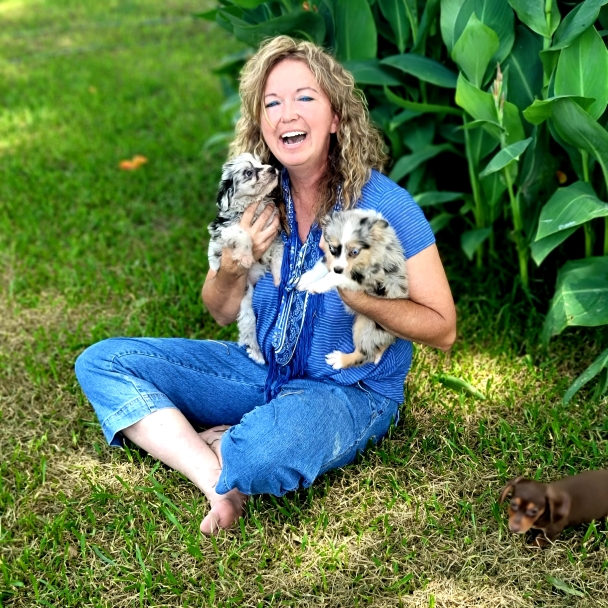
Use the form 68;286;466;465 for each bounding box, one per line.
319;214;332;228
547;487;571;523
499;476;525;504
216;177;234;211
372;218;389;230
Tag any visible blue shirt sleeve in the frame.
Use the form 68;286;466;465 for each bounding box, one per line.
357;170;435;259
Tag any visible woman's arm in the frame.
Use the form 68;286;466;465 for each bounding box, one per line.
338;244;456;351
202;204;280;326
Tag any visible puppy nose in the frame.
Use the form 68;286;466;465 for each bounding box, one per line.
334;267;344;274
509;523;522;533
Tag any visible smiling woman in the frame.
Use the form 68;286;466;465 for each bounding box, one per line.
75;35;456;536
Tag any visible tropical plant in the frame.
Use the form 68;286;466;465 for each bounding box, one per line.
198;0;608;402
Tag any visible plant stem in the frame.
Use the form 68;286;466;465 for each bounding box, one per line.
463;114;485;268
605;218;608;255
542;0;553;93
504;166;529;289
581;150;594;256
582;149;590;182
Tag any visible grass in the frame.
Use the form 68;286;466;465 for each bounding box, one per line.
1;1;608;606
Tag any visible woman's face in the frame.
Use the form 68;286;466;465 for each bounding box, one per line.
260;59;339;176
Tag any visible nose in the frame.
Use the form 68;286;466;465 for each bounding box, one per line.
334;267;344;274
280;99;298;123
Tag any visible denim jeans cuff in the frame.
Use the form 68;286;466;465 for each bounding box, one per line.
102;392;176;447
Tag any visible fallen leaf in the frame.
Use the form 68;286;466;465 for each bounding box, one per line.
119;155;148;171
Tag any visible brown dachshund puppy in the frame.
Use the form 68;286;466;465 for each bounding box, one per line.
499;470;608;547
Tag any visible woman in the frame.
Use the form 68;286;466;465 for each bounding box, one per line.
75;36;456;535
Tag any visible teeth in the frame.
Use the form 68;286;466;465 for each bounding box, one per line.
281;131;306;138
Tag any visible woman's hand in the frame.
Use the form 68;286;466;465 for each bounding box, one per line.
337;244;456;351
202;203;282;326
239;202;281;262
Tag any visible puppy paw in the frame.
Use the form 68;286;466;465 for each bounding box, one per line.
326;351;346;370
247;346;266;365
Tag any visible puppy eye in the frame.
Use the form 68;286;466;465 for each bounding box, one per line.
328;246;337;255
349;248;360;257
526;509;538;517
510;500;519;511
244;169;253;178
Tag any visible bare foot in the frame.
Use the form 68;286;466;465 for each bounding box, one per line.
198;425;231;467
200;488;247;536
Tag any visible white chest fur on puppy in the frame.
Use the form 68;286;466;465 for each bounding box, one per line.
208;153;283;364
297;209;408;369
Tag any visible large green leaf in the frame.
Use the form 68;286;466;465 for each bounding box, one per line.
429;212;455;233
455;74;525;144
334;0;377;61
531;227;577;265
415;191;464;206
523;95;596;125
551;97;608;186
542;256;608;345
551;0;608;50
507;0;561;38
535;181;608;240
563;347;608;404
389;144;456;182
451;14;499;87
343;60;401;85
441;0;467;51
461;227;492;259
504;26;543;114
519;124;558;237
555;26;608;120
467;123;499;165
384;86;462;115
378;0;410;52
479;137;532;176
454;0;515;64
381;54;458;88
231;10;326;45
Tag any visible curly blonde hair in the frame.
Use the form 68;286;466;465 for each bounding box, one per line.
229;36;387;217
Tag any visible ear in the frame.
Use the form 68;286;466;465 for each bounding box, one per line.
330;111;339;134
547;486;571;523
372;218;389;230
319;214;332;228
499;476;525;504
216;177;234;211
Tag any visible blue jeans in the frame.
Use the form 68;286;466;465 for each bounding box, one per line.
75;338;400;497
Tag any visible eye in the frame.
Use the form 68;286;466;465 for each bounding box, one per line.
298;96;314;102
510;500;519;511
328;245;337;255
526;509;538;517
265;100;279;108
244;169;253;178
349;248;360;257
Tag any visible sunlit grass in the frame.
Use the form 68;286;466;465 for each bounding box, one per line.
1;2;608;607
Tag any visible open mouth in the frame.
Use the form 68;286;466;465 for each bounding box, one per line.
281;131;307;146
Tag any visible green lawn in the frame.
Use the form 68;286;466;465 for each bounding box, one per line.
1;2;607;606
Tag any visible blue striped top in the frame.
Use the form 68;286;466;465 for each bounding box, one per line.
252;169;436;403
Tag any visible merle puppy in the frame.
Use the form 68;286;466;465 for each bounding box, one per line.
297;209;408;369
208;153;282;364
